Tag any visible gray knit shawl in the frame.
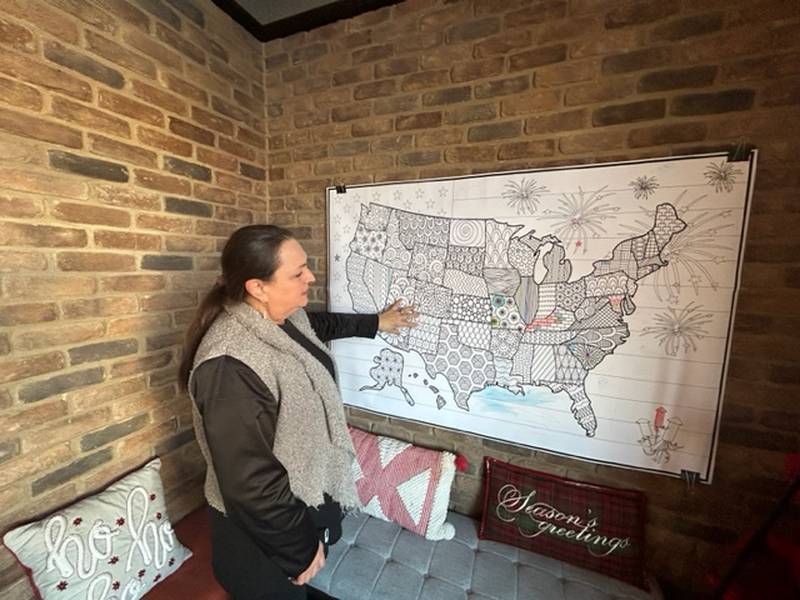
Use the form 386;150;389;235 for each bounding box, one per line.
189;302;360;513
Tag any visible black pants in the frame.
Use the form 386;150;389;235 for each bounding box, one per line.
208;508;338;600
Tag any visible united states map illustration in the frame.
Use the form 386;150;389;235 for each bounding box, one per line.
344;202;687;437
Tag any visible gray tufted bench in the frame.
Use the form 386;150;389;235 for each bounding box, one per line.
312;511;662;600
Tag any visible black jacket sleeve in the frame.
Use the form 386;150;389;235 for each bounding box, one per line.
306;312;379;343
191;356;319;578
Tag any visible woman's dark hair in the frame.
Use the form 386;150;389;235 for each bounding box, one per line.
178;224;294;391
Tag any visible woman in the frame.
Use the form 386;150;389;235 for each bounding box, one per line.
178;224;416;600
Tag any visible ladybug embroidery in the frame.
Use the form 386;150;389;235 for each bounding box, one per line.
108;556;119;565
138;569;145;578
150;493;156;501
56;581;68;590
156;512;162;520
168;557;175;567
72;517;82;526
153;574;161;582
116;517;125;526
112;581;120;591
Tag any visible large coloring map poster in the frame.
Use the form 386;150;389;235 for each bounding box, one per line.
326;152;756;482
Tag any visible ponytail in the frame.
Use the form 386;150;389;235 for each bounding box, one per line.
178;224;294;392
178;282;227;391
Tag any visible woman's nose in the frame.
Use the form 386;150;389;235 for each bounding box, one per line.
306;269;316;283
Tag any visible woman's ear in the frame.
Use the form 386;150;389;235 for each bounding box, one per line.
244;278;268;302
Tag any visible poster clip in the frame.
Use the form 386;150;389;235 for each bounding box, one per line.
335;184;347;194
680;469;699;492
727;138;754;162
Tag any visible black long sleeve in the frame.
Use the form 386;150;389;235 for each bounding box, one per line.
191;356;319;578
307;312;378;342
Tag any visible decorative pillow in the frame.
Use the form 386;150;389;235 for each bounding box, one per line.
480;457;647;590
3;458;192;599
349;426;456;540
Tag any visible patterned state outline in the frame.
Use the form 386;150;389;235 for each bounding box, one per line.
409;242;447;285
442;269;488;297
449;218;486;246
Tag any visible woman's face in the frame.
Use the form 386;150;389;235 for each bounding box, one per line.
260;238;316;323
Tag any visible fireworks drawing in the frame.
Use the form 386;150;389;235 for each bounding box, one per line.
502;178;548;215
540;186;618;253
630;175;659;200
641;302;714;356
704;160;742;193
623;190;734;303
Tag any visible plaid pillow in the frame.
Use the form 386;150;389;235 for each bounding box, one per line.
3;458;192;599
349;427;456;540
479;457;648;590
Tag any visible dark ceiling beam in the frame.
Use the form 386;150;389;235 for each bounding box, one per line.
212;0;404;42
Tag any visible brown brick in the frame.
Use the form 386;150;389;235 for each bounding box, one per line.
375;57;418;78
570;29;639;59
44;41;124;89
504;0;567;26
602;47;673;75
0;303;57;326
51;96;130;139
98;90;164;127
451;58;504;83
218;136;255;161
100;274;165;293
5;275;97;300
372;135;414;152
141;255;193;271
332;104;370;123
292;42;327;64
352;118;393;137
444;146;497;163
353;44;393;64
215;172;252;193
0;49;91;101
498;139;556;160
474;29;531;57
164;72;208;105
0;0;79;44
628;122;707;147
651;13;723;42
606;0;680;29
509;44;567;71
446;18;501;44
0;221;87;250
0;250;47;272
57;251;136;272
475;75;530;99
671;89;755;116
49;150;129;183
196;147;237;172
0;167;85;199
565;77;636;106
88;134;157;168
156;22;204;65
136;213;193;234
332;65;372;86
372;96;419;116
444;103;497;125
396;112;442;130
638;65;717;92
0;351;65;384
141;292;196;311
130;80;187;116
84;30;156;79
0;106;82;149
354;79;397;100
559;130;626;154
400;70;449;92
169;117;215;146
68;339;138;366
164;235;213;252
136;126;192;157
90;184;160;211
212;96;251;125
500;91;561;117
191;106;234;136
94;230;160;251
0;76;42;110
237;127;266;149
32;448;113;495
423;86;472;106
240;163;266;181
62;297;137;320
134;169;192;195
52;201;130;228
0;194;43;219
762;77;800;108
467;121;522;142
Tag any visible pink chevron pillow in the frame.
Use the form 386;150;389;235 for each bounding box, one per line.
349;426;456;540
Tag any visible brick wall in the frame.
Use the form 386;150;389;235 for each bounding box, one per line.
0;1;265;597
263;0;800;596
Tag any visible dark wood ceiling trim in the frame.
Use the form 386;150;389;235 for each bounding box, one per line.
212;0;404;42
